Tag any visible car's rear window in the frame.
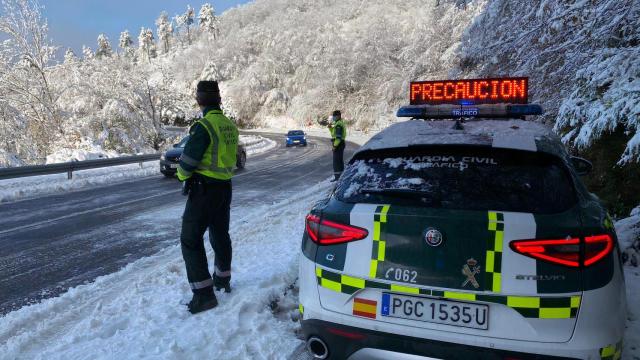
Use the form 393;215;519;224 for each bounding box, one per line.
335;147;577;214
288;131;304;136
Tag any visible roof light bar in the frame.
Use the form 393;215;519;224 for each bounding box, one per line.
396;104;543;119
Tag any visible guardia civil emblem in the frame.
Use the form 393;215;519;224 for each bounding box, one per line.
462;258;481;289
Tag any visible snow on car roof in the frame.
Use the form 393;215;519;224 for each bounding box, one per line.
356;119;566;157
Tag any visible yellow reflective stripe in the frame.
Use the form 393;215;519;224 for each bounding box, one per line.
377;241;386;261
299;304;304;314
315;267;322;277
486;251;495;272
320;278;341;292
369;260;378;278
494;232;504;251
390;284;420;294
539;308;571;319
488;222;497;231
444;291;476;301
571;296;581;308
341;274;365;289
507;296;540;308
373;222;380;240
492;273;501;292
380;205;390;222
488;212;498;222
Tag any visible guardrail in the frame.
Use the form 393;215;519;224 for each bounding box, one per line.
0;154;161;181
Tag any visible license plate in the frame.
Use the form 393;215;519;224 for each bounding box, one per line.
170;164;178;169
381;293;488;330
293;140;300;143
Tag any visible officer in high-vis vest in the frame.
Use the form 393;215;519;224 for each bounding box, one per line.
328;110;347;181
177;80;239;314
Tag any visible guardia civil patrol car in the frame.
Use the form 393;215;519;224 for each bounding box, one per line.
299;78;626;359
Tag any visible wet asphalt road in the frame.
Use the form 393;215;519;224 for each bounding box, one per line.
0;133;356;315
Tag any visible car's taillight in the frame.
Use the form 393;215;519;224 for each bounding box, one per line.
305;214;368;245
510;234;613;267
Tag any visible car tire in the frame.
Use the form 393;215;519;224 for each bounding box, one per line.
162;172;174;178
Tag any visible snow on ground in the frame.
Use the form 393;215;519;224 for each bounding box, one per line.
241;135;278;156
0;135;274;204
625;267;640;358
616;207;640;358
0;180;333;360
0;162;161;204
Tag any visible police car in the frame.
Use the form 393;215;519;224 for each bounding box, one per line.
298;78;626;359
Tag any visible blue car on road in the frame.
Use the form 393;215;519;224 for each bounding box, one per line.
286;130;307;147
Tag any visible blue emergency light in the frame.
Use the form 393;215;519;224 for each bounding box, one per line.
396;104;543;119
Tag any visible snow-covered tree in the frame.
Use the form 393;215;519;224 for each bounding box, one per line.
200;61;220;81
82;45;94;60
198;3;219;39
137;27;156;62
175;5;195;45
118;30;134;57
0;0;60;158
155;11;173;53
64;48;77;64
95;33;112;58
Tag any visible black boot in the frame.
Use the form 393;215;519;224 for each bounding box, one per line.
214;275;231;293
187;292;218;314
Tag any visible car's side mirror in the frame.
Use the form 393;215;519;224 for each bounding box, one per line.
571;156;593;176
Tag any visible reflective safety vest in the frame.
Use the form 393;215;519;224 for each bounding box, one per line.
195;110;239;181
330;119;347;147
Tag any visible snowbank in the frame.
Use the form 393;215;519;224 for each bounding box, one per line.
241;135;278;156
0;180;333;360
0;135;275;204
0;162;160;204
617;206;640;267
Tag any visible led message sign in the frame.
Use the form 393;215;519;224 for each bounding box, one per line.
410;77;529;105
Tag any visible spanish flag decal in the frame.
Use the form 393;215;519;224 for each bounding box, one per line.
353;298;377;319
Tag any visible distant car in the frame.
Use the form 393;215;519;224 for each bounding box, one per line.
299;79;626;359
286;130;307;147
160;136;246;178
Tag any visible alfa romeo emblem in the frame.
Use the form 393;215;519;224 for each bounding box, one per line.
424;228;444;247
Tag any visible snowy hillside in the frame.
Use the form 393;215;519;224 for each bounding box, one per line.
455;0;640;164
1;0;639;209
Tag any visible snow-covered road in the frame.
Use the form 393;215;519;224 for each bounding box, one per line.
0;134;355;316
0;180;332;359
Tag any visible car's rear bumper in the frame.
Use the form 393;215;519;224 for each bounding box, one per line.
302;319;582;360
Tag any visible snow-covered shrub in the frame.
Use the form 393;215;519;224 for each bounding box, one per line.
618;205;640;267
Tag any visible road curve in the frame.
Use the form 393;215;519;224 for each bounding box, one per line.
0;133;356;315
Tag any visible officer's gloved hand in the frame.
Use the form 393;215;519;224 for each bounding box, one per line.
182;178;193;196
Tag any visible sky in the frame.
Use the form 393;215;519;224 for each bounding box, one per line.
35;0;250;54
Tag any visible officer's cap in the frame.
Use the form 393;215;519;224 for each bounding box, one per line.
196;81;221;106
197;81;220;94
332;110;341;117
